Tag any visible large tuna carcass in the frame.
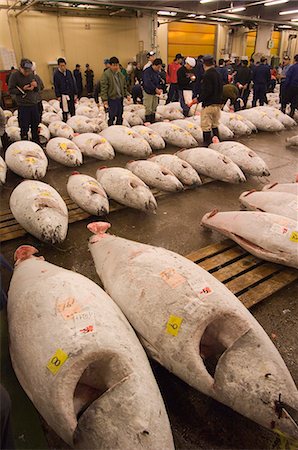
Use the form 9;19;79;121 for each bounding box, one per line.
240;109;285;132
0;156;7;185
42;102;57;114
96;167;157;213
149;122;197;148
38;123;51;144
42;112;62;126
123;111;143;126
67;172;109;216
286;135;298;147
7;116;19;128
10;180;68;243
150;154;202;186
201;210;298;269
67;116;99;134
88;222;298;439
126;160;183;192
239;190;298;220
132;126;165;150
156;105;184;121
262;182;298;195
3;110;13;122
5;141;48;179
171;119;203;144
176;148;246;183
46;138;83;167
5;126;21;142
209;141;270;176
8;244;174;450
76;105;98;118
220;112;252;135
100;126;151;158
49;121;74;139
185;117;234;140
73;133;115;160
48;99;61;112
257;106;296;128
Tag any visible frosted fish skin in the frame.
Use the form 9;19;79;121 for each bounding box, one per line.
0;156;7;184
8;246;174;450
10;180;68;243
262;182;298;195
67;173;109;215
46;138;83;167
286;135;298;147
150;154;202;186
239;190;298;220
96;167;157;213
48;121;74;139
126;160;183;192
5;126;21;142
172;119;203;143
132;126;166;150
5;141;48;179
209;141;270;177
149;122;198;148
176;148;246;184
42;112;62;126
72;133;115;160
37;123;51;144
88;223;298;440
67;116;100;134
201;210;298;269
100;126;151;158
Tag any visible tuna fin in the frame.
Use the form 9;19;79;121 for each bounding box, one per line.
87;222;111;235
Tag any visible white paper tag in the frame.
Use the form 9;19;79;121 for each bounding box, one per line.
74;311;95;336
270;223;289;236
188;279;213;300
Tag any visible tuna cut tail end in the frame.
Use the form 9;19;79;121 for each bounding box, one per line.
71;171;80;176
14;245;40;265
200;209;219;228
87;222;111;235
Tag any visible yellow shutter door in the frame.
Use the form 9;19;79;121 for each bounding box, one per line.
271;31;280;56
246;30;256;59
168;22;216;64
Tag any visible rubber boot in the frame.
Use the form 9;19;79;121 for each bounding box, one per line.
150;113;156;123
289;107;295;118
212;127;219;138
203;131;212;147
145;115;151;124
1;132;10;153
21;134;28;141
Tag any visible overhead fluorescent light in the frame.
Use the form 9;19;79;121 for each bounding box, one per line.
200;0;215;4
278;24;292;28
187;14;197;18
291;18;298;21
279;9;298;15
229;7;246;12
197;15;207;18
264;0;289;6
157;10;177;16
210;17;228;22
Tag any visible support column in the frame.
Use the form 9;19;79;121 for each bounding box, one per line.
136;12;157;53
254;24;273;59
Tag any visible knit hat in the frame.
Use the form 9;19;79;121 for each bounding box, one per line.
185;57;196;67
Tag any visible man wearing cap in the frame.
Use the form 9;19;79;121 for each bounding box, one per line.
143;51;156;71
85;64;94;97
252;57;271;107
216;59;229;85
279;55;291;113
234;59;252;109
73;64;83;98
189;55;223;146
103;59;110;71
143;58;164;123
54;58;78;122
177;57;196;117
8;58;43;142
166;53;183;104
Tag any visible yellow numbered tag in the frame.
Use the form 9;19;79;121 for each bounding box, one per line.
13;149;21;155
187;123;194;128
25;157;36;164
40;191;51;197
59;142;68;151
100;138;106;143
47;349;69;375
88;181;98;187
166;315;183;336
66;149;75;155
290;231;298;242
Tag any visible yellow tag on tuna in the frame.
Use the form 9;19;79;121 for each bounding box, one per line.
100;138;106;143
25;157;36;164
166;315;183;336
290;231;298;242
47;349;68;375
59;142;68;151
40;191;51;197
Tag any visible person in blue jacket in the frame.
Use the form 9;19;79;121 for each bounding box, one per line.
216;59;229;85
284;54;298;118
142;58;163;123
252;57;271;107
53;58;78;122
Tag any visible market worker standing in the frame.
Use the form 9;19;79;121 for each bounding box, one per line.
284;54;298;118
53;58;78;122
166;53;183;104
143;50;156;71
252;56;271;107
142;58;164;123
177;56;196;117
73;64;83;98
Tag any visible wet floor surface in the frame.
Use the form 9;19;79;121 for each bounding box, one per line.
0;126;298;449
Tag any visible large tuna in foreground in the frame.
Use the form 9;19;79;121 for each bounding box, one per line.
73;133;115;160
5;141;48;179
8;245;174;450
149;122;197;148
201;210;298;268
10;180;68;243
100;126;151;157
88;222;298;439
239;190;298;220
132;126;166;150
46;138;83;167
48;121;74;139
67;172;109;216
126;160;183;192
150;154;202;186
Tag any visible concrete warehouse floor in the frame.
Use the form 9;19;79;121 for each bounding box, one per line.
0;126;298;450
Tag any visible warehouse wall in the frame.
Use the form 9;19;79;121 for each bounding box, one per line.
157;22;168;63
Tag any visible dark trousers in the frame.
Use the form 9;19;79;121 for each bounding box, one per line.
235;87;250;110
166;83;179;104
60;95;75;122
1;132;9;152
288;86;298;117
18;104;39;142
132;85;143;104
0;385;15;449
178;90;191;117
108;97;123;126
280;82;288;111
252;84;267;107
37;101;43;124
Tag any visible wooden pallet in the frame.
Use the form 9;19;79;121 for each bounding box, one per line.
187;240;298;309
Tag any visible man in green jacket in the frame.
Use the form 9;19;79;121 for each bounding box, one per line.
100;56;129;126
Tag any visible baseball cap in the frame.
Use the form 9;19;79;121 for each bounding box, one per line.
283;55;290;60
185;56;196;67
202;54;214;64
104;58;110;64
147;50;156;57
20;58;33;69
175;53;183;59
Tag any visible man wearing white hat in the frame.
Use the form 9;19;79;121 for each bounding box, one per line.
177;56;196;117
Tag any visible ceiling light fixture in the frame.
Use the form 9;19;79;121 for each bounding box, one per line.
197;14;207;18
279;9;298;15
187;13;196;18
264;0;289;6
200;0;215;4
229;7;246;12
291;18;298;21
278;24;292;28
157;10;177;16
210;17;228;22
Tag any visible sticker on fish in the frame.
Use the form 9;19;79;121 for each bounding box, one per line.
160;268;186;289
188;278;213;299
166;315;183;336
47;348;69;375
270;223;289;236
74;311;95;336
290;231;298;243
56;297;81;320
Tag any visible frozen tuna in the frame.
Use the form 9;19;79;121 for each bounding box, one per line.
67;172;109;215
220;112;251;136
240;109;285;132
0;155;7;185
176;148;246;183
239;190;298;220
150;154;202;186
37;123;51;144
5;141;48;179
286;135;298;147
262;182;298;195
5;126;21;142
172;120;203;144
201;210;298;269
209;141;270;176
8;245;174;450
3;110;13;121
126;160;183;192
42;112;62;126
123;111;143;126
156;104;184;120
7;116;19;127
258;106;296;128
73;133;115;160
149;122;197;148
96;167;157;213
132;126;166;150
48;121;74;139
10;180;68;243
88;222;298;439
67;116;100;134
76;105;98;118
46;138;82;167
100;126;151;158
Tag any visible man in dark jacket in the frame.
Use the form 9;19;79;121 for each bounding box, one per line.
284;54;298;117
192;55;204;98
234;59;252;109
216;59;229;85
252;57;271;107
177;57;196;117
53;57;77;122
85;64;94;97
100;56;129;126
8;58;42;142
143;58;163;123
189;55;223;146
73;64;83;98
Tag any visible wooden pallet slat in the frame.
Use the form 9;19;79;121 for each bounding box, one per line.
199;246;247;272
213;254;261;283
187;240;236;263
